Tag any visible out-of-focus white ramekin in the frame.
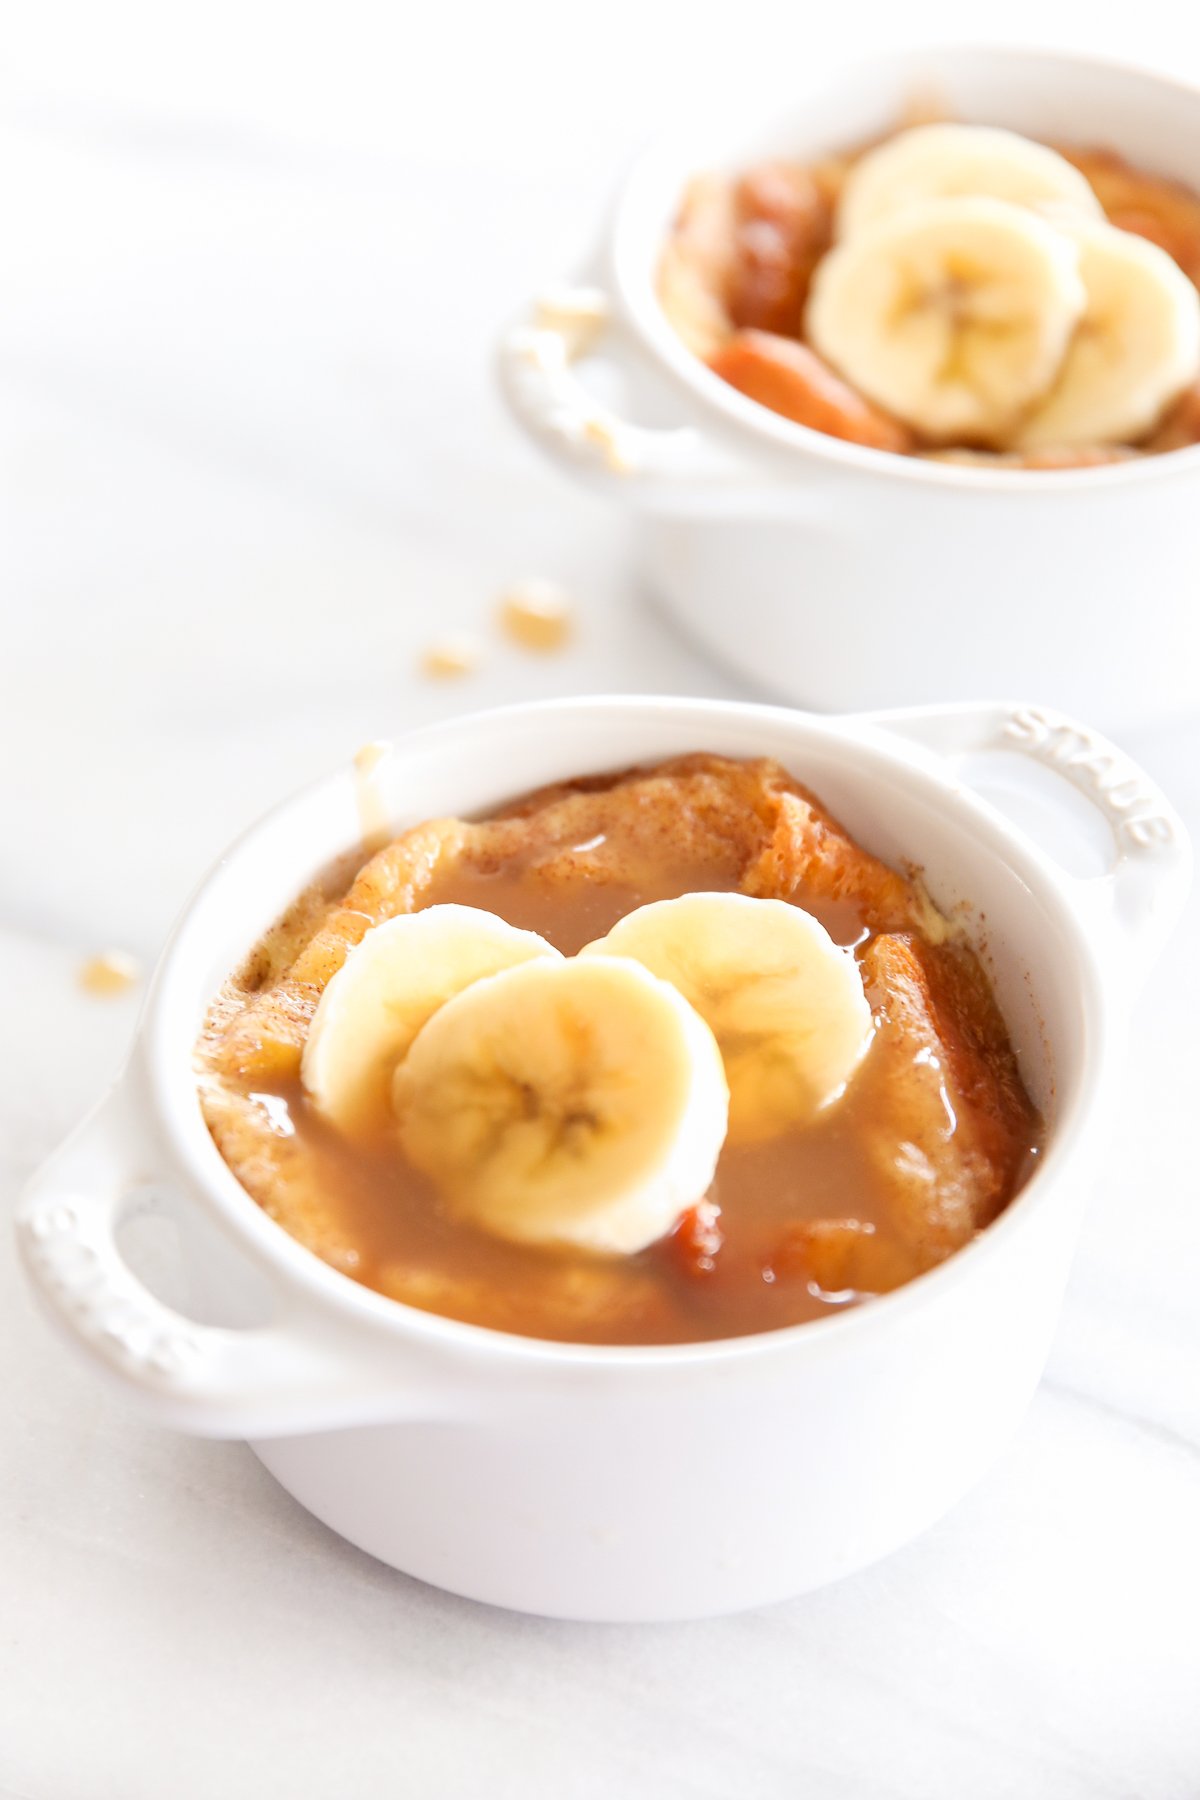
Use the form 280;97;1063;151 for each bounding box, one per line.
498;48;1200;724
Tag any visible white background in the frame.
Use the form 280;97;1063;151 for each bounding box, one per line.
2;3;1199;1796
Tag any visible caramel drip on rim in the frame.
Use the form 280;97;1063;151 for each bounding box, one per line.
353;741;392;855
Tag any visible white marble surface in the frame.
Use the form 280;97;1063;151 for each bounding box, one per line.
3;5;1200;1795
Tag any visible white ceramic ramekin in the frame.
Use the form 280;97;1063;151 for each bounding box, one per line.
498;48;1200;723
16;697;1190;1621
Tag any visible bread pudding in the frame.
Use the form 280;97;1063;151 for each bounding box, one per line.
196;754;1042;1345
659;121;1200;466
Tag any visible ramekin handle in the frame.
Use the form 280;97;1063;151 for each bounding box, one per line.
497;281;740;490
863;701;1192;982
16;1083;446;1439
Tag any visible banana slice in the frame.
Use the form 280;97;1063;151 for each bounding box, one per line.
838;124;1103;239
302;905;560;1134
1014;219;1200;449
581;892;872;1142
806;196;1086;442
394;956;729;1255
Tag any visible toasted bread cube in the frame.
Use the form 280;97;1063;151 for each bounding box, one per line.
709;330;912;451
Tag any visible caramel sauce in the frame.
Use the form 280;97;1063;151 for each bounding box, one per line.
233;825;1041;1346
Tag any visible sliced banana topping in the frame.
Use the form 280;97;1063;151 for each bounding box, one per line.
393;956;729;1256
838;123;1103;240
302;906;561;1134
807;196;1086;442
1014;219;1200;449
582;892;872;1143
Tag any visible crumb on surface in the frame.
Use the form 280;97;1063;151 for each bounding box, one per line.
420;634;483;679
79;949;141;997
498;579;574;652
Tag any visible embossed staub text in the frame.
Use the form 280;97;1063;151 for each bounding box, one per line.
1004;707;1176;851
